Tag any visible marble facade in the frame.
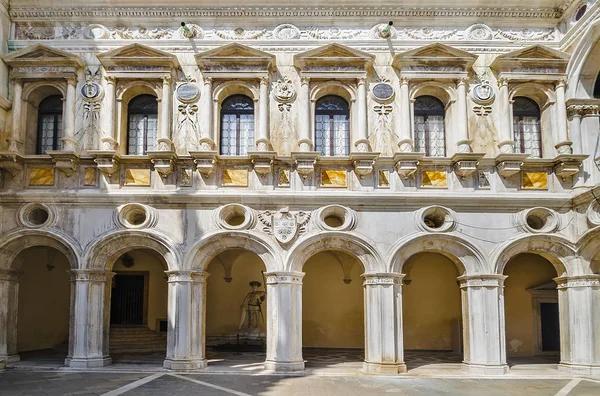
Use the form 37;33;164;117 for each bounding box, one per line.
0;0;600;376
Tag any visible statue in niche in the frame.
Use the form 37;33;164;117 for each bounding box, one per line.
238;281;266;334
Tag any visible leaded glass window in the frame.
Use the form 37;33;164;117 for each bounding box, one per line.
414;96;446;157
513;97;542;158
315;95;350;156
36;95;63;154
220;95;255;156
127;94;158;155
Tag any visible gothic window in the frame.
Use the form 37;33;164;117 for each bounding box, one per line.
594;72;600;98
220;95;255;156
513;97;542;158
414;96;446;157
315;95;350;156
36;95;63;154
127;94;158;155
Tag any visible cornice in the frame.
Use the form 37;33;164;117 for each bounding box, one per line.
8;6;564;22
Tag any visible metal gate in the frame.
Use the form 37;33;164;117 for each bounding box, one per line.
110;274;146;326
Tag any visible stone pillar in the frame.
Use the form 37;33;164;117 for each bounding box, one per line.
298;77;312;151
497;78;514;154
456;78;472;153
159;76;172;149
459;275;509;375
362;273;407;373
61;78;78;152
0;269;20;362
398;78;413;152
555;275;600;376
200;77;214;150
264;271;304;372
100;76;117;150
8;79;23;152
568;110;583;155
554;80;572;154
65;270;113;368
256;76;270;151
163;270;208;370
355;77;369;152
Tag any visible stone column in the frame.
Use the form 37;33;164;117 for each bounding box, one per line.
554;80;572;154
355;77;369;152
159;76;172;150
298;77;312;151
456;78;472;153
264;271;304;372
199;77;214;150
362;273;407;373
256;76;270;151
459;275;509;375
8;79;23;152
100;76;117;150
555;275;600;376
0;269;20;363
568;108;583;155
65;270;113;368
497;78;514;153
163;270;208;370
398;77;413;152
61;78;78;152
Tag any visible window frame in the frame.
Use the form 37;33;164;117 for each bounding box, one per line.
314;94;351;157
413;95;446;157
219;94;255;156
36;95;64;155
126;94;159;155
512;96;542;158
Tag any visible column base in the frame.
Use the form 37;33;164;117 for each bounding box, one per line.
0;354;20;363
461;362;509;375
558;363;600;376
264;359;305;373
65;356;112;368
0;359;5;370
363;361;407;374
163;358;207;371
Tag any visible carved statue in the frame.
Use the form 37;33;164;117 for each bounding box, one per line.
238;281;266;332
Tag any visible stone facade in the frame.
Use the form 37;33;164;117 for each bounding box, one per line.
0;0;600;376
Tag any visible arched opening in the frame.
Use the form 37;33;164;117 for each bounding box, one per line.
414;95;446;157
205;248;267;371
512;97;542;158
15;246;71;364
315;95;350;157
127;94;158;155
504;253;560;366
108;249;168;363
219;94;255;156
402;252;463;368
302;250;364;369
36;95;63;154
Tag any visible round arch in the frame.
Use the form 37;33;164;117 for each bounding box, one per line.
409;81;456;107
22;81;66;103
285;231;384;274
490;234;577;277
213;80;259;103
566;17;600;98
509;83;556;109
0;229;82;270
387;233;486;275
310;81;356;103
116;80;162;104
84;230;181;271
577;227;600;274
185;230;280;272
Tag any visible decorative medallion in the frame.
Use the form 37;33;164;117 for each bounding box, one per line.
273;24;300;40
470;80;495;105
176;82;200;103
371;82;395;103
258;208;311;245
81;82;103;102
84;24;110;39
272;79;296;103
465;24;493;40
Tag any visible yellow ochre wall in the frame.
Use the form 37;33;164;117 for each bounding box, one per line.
206;250;267;336
504;253;557;357
302;251;364;348
112;249;168;331
17;247;71;352
402;252;461;351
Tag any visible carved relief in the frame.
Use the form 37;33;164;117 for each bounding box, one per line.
401;27;457;40
258;208;311;245
370;105;395;156
111;26;173;40
273;24;301;40
465;24;494;40
214;27;270;40
77;68;103;151
306;27;364;40
272;79;296;103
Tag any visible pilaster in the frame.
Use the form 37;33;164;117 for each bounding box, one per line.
0;269;21;363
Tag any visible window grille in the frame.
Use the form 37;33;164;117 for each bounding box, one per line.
315;95;350;156
220;95;255;156
513;97;542;158
127;94;158;155
36;95;63;154
414;95;446;157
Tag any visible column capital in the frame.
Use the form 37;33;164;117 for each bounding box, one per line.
357;76;367;86
66;77;77;86
497;77;509;88
399;77;410;86
259;75;270;86
362;272;404;286
456;77;469;86
105;76;116;85
300;76;310;86
202;77;213;86
264;271;304;285
555;79;567;89
554;275;600;289
69;269;114;282
166;270;209;283
0;268;22;282
458;274;507;288
161;75;172;85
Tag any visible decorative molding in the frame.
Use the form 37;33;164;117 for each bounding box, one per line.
554;275;600;289
165;270;209;283
458;275;507;288
264;271;304;285
70;270;113;283
362;273;404;286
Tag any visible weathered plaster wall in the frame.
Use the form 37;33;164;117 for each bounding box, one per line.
17;247;70;352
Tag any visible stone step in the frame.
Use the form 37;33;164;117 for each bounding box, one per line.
109;326;168;354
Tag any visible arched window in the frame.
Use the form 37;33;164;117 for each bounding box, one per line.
315;95;350;156
594;72;600;98
127;94;158;155
36;95;63;154
414;96;446;157
513;97;542;158
220;95;255;156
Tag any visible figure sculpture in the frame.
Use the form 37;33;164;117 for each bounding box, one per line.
238;281;266;332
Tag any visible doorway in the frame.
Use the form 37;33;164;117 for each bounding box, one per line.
540;302;560;352
110;272;148;327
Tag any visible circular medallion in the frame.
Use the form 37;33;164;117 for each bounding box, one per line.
84;24;110;39
465;24;493;41
81;82;103;102
470;81;495;105
273;24;300;40
372;82;395;103
176;82;200;103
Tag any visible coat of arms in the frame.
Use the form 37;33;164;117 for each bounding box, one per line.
258;208;310;245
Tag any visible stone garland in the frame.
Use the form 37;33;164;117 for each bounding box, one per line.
13;22;558;42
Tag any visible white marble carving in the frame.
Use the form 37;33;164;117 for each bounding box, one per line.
465;23;494;40
273;24;300;40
